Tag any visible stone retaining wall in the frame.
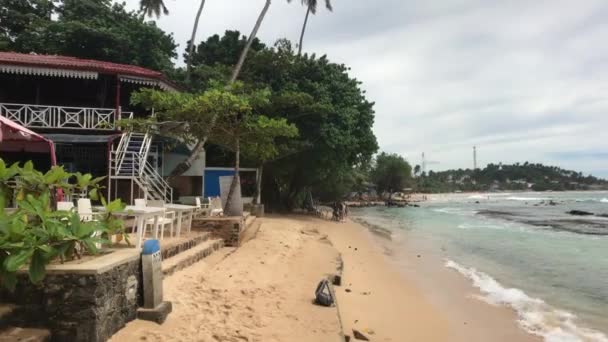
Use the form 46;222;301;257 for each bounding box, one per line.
0;250;142;342
191;217;245;247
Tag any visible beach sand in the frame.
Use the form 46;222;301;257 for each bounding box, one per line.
111;216;539;342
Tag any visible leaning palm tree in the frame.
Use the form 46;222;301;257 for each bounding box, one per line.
139;0;169;18
288;0;332;55
186;0;207;81
229;0;272;83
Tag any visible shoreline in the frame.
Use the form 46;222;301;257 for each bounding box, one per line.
351;200;608;341
111;215;541;341
319;217;539;342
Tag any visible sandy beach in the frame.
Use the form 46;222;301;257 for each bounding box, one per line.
111;216;539;342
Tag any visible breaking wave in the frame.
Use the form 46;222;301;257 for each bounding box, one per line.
506;196;550;201
445;260;608;342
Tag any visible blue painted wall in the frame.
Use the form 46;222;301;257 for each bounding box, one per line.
204;169;235;197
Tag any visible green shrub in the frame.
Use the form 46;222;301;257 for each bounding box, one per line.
0;159;126;290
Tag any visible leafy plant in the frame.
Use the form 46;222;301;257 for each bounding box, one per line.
0;159;126;291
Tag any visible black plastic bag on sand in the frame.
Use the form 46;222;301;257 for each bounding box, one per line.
315;279;334;307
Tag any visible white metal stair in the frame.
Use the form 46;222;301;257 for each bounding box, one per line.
110;132;173;203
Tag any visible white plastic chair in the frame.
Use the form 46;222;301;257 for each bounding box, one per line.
77;198;97;222
209;197;223;217
141;199;175;239
57;201;74;211
134;198;147;208
77;198;102;248
194;197;210;217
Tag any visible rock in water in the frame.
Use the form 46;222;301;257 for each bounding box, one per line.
353;329;370;341
567;210;594;216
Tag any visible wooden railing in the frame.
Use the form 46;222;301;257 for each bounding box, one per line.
0;102;131;130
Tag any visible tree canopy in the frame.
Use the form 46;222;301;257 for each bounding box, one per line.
417;163;608;193
371;152;413;198
0;0;177;72
176;31;378;208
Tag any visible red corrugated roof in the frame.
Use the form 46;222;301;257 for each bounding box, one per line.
0;52;163;79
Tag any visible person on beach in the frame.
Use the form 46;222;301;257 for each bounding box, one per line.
343;203;349;222
332;201;340;221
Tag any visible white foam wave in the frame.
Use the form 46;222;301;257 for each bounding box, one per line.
468;194;487;199
457;223;506;230
600;198;608;203
433;207;478;216
445;260;608;342
506;196;550;201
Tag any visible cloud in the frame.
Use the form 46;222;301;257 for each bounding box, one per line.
121;0;608;177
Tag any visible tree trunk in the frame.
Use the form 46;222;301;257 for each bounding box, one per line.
252;164;263;205
229;0;272;83
224;137;240;214
186;0;206;82
297;4;311;56
168;139;205;180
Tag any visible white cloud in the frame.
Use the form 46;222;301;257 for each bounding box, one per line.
121;0;608;177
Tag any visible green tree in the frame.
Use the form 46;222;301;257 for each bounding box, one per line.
371;152;413;199
287;0;332;55
131;83;298;215
414;164;421;177
1;0;177;72
152;31;377;209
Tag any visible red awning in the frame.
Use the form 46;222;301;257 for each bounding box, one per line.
0;116;57;165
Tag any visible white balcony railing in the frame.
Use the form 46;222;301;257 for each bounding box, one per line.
0;102;131;130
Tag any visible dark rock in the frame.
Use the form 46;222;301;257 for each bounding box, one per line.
353;329;370;341
345;289;351;293
475;201;480;204
354;248;358;251
567;210;594;216
417;254;421;258
329;274;342;286
344;335;351;342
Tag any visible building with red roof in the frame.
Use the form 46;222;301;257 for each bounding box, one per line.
0;52;185;204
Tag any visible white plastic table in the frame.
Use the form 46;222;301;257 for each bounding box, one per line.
164;204;197;237
111;206;166;249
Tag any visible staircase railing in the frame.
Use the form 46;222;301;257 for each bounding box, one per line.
143;160;173;203
110;136;173;203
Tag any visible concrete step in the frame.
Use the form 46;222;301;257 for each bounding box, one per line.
0;327;50;342
160;232;212;261
245;215;257;229
0;304;18;329
0;304;16;322
162;239;224;277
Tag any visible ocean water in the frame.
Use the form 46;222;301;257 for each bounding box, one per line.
351;191;608;342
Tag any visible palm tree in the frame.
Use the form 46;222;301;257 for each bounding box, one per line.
186;0;207;81
229;0;272;83
139;0;169;18
288;0;332;55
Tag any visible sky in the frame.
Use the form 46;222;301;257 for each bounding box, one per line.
122;0;608;178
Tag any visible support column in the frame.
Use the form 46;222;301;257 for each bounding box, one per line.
114;76;121;121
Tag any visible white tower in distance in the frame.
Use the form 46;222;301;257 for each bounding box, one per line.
422;152;426;174
473;146;478;170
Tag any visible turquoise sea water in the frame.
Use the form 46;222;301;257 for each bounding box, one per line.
351;191;608;342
